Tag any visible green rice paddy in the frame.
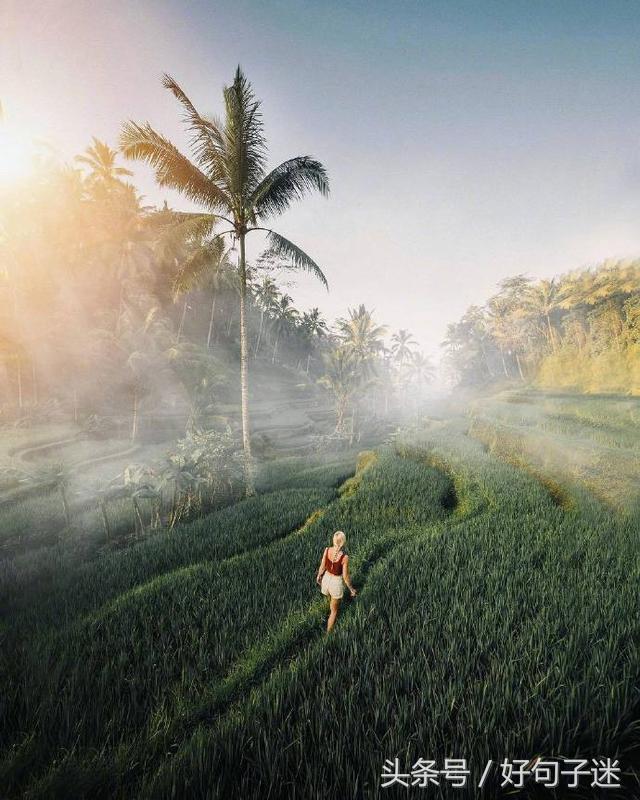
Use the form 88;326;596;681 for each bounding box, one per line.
2;394;639;798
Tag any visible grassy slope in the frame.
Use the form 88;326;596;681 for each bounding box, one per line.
141;420;640;800
1;450;454;798
3;397;640;799
467;390;640;511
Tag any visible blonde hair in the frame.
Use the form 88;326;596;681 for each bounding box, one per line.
333;530;346;549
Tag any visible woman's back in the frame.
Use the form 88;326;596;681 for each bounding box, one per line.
324;547;345;576
317;531;356;631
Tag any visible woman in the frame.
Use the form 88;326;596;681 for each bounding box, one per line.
316;530;357;632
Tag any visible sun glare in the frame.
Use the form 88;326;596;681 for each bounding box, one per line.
0;125;35;185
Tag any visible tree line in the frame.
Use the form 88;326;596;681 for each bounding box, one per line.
442;260;640;393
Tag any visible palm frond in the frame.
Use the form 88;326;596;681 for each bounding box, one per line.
143;306;160;332
76;137;133;181
250;156;329;218
153;211;218;247
173;239;226;297
119;121;231;212
161;74;227;182
222;66;267;201
265;231;328;290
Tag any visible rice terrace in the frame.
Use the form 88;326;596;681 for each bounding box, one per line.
2;2;640;799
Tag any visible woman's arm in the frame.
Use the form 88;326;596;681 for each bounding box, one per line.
342;556;357;596
316;548;327;584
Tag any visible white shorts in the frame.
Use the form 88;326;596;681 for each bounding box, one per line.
321;571;344;600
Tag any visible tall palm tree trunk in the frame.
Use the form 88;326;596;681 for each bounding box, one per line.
336;395;347;434
131;386;139;442
206;295;217;349
479;341;494;377
176;297;188;343
116;252;126;336
546;313;557;354
239;234;254;495
255;311;264;356
499;346;509;377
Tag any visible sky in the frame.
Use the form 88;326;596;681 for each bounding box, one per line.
3;0;640;360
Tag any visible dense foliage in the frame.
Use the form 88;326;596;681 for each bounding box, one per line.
443;260;640;393
0;141;331;433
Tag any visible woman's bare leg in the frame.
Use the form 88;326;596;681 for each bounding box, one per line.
327;597;341;632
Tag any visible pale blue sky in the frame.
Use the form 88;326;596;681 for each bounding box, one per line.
3;0;640;357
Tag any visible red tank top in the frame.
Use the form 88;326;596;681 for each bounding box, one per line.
324;548;345;576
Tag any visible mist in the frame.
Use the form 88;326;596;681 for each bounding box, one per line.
0;147;443;570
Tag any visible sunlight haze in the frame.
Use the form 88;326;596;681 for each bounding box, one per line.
3;0;640;357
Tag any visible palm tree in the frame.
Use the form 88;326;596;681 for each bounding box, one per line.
391;328;417;366
171;236;235;349
486;296;515;378
120;67;329;494
408;351;435;387
336;304;386;374
336;307;386;423
253;276;280;355
443;305;496;381
300;307;328;372
75;137;133;188
87;181;155;334
319;347;363;435
523;279;561;354
270;294;299;363
487;278;533;381
92;303;174;442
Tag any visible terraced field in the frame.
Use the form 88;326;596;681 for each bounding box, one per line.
466;390;640;510
1;394;639;798
0;389;340;562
